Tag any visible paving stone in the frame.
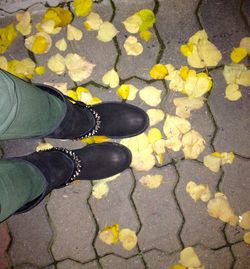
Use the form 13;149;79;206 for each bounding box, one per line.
57;259;99;269
231;242;250;269
0;139;41;158
100;254;145;269
114;0;159;80
176;160;226;248
70;1;116;86
199;0;249;64
90;170;140;258
0;222;11;269
7;201;54;267
225;224;245;244
133;166;182;253
157;0;200;68
47;181;96;263
208;70;250;157
43;266;55;269
144;249;178;269
242;0;250;26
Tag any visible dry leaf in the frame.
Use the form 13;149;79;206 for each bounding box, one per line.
47;53;66;75
84;12;103;31
16;11;31;36
25;32;52;54
124;36;143;56
92;182;109;199
139;86;162;106
55;38;67;51
243;232;250;244
97;21;118;42
102;68;119;88
225;84;242;101
240;37;250;55
147;128;163;144
180;247;201;268
67;24;83;40
230;47;248;63
149;64;168;80
139;174;163;189
99;224;119;245
119;228;137;251
165;137;182;152
204;154;221;172
123;14;142;33
186;181;211;202
239;211;250;230
174;97;205;118
36;142;53;152
146;109;165;126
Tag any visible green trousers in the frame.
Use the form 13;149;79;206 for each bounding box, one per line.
0;71;65;222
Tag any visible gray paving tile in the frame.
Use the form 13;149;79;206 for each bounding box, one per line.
176;160;226;248
57;259;99;269
90;170;140;258
199;0;249;64
14;264;39;269
208;70;250;157
100;254;145;269
47;181;96;262
113;0;158;80
157;0;200;68
242;0;250;26
7;201;54;267
133;166;182;253
225;224;245;244
231;242;250;269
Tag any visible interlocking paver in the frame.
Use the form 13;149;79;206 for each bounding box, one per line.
225;224;245;244
208;70;250;157
90;170;140;258
57;259;99;269
0;222;11;269
70;1;117;86
133;166;182;253
231;242;250;269
199;0;249;64
176;160;226;248
14;264;39;269
7;201;53;267
47;181;96;263
157;0;200;68
242;0;250;26
113;0;159;80
100;254;145;269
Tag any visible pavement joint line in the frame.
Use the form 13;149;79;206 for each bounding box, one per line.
205;102;218;152
109;0;116;23
74;80;109;90
215;169;224;193
195;0;204;30
210;239;244;251
86;181;103;269
170;163;185;249
240;0;250;33
129;168;148;269
112;36;121;72
120;76;155;84
153;0;159;15
0;2;42;14
234;153;250;160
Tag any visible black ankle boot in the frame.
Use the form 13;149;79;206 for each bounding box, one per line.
36;84;149;140
13;142;131;213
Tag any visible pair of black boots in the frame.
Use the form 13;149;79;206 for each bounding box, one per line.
12;84;149;213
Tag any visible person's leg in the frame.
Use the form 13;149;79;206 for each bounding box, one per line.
0;70;65;139
0;159;45;222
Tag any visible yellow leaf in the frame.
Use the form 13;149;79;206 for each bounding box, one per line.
147;128;163;144
182;130;205;159
55;38;67;51
47;54;66;75
180;42;193;56
36;20;61;35
16;11;31;36
42;7;73;27
237;70;250;87
36;142;53;152
13;58;36;79
73;0;93;17
97;22;118;42
124;36;143;56
67;24;83;41
92;182;109;199
99;224;119;245
136;9;156;32
152;139;166;154
169;264;186;269
0;56;8;71
126;84;139;100
139;174;163;189
139;30;152;41
84;12;103;31
223;63;247;84
119;228;137;251
179;66;190;80
117;84;129;100
204;154;221;172
174;97;205;119
123;14;142;34
163;115;191;139
0;23;17;54
89;96;102;105
35;66;45;75
164;64;176;81
146;109;165;126
186;181;211;202
180;247;201;268
132;151;155;171
149;64;168;80
102;68;119;88
220;152;235;165
207;192;239;226
239;211;250;230
7;60;24;79
67;90;78;101
44;82;68;95
230;47;248;63
81;136;110;144
240;37;250;55
225;84;242;101
25;32;51;54
165;137;182;152
243;232;250;244
139;86;162;106
65;53;95;82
